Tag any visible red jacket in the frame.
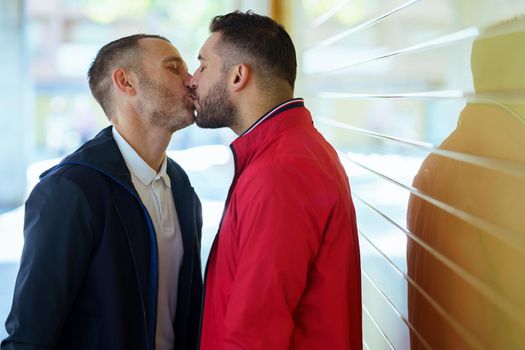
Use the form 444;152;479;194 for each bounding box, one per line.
200;99;362;350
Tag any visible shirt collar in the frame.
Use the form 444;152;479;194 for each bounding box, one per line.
112;126;171;187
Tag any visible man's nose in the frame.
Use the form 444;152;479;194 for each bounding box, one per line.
183;72;194;89
188;73;198;90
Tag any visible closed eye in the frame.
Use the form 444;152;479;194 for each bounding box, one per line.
199;66;206;73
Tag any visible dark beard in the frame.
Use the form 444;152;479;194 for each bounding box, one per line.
195;78;237;129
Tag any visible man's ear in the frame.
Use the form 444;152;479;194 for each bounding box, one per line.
112;68;137;96
229;63;250;92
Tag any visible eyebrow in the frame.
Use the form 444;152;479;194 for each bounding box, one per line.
162;56;188;71
162;56;183;64
197;54;206;61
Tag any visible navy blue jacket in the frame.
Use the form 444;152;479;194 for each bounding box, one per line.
1;127;203;350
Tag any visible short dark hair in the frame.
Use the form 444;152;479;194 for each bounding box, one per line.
87;34;170;118
209;10;297;90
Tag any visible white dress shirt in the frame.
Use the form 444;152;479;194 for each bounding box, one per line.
112;127;183;350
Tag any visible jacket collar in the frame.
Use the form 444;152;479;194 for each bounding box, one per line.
231;98;312;176
239;98;305;137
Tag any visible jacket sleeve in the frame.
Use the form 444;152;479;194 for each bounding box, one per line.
220;164;326;349
1;173;95;350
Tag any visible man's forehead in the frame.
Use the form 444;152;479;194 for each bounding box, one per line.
140;38;187;65
199;33;221;60
140;37;180;56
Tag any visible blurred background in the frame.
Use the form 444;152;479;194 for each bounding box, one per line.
1;0;525;348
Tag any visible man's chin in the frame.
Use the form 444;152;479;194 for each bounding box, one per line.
195;117;224;129
168;117;194;133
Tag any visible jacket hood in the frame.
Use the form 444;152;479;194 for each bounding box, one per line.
40;126;133;189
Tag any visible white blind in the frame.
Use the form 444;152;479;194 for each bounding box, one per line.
294;1;525;349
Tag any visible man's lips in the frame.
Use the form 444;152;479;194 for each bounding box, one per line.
188;93;201;108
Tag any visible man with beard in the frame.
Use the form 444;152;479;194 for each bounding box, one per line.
190;11;362;349
2;35;203;350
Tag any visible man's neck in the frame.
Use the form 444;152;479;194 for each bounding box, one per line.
235;94;294;135
112;120;171;172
